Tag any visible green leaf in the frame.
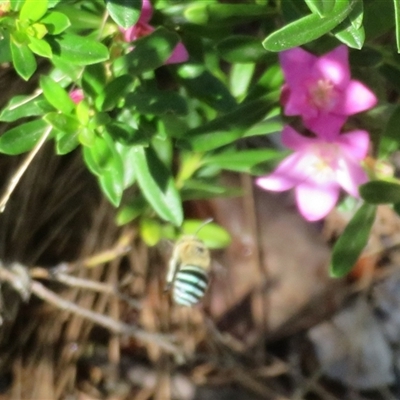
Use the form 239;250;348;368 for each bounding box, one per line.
116;195;146;225
131;146;183;226
28;37;52;57
379;104;400;157
177;64;237;113
125;90;188;116
55;130;79;155
82;132;124;207
76;100;90;126
333;18;365;49
394;0;400;53
182;95;277;152
55;4;102;30
379;105;400;157
0;34;12;64
115;142;137;188
49;33;109;65
262;0;355;51
243;113;283;137
105;122;148;146
106;0;141;29
95;75;133;112
394;202;400;217
113;27;179;76
40;11;70;34
217;35;272;63
82;63;107;98
20;0;48;22
363;0;394;40
40;75;75;115
184;3;271;25
330;0;363;47
51;57;82;81
304;0;336;17
10;0;24;11
78;127;96;147
230;63;256;99
181;179;242;200
182;219;231;249
0;119;49;154
203;149;282;173
98;168;124;207
359;180;400;204
140;217;162;246
330;203;376;277
0;94;46;122
10;36;37;80
48;0;61;7
348;0;363;29
82;134;113;176
246;65;284;101
43;111;79;134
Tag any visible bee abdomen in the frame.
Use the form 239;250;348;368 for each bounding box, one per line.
173;265;208;306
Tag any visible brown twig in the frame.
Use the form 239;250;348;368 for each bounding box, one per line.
30;279;179;354
0;125;53;212
0;263;180;355
30;267;140;309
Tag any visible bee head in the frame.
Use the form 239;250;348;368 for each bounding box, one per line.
177;236;210;268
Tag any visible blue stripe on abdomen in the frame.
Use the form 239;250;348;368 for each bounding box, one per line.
173;265;208;306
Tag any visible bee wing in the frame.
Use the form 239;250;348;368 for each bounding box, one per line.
164;250;180;292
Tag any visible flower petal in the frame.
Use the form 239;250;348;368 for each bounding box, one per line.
336;130;369;160
284;89;316;118
256;152;309;192
279;47;316;87
140;0;153;23
295;179;340;221
165;42;189;64
315;45;350;88
335;155;368;197
281;125;316;150
304;113;346;140
337;80;377;115
121;22;154;42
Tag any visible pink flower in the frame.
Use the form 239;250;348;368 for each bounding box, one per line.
256;126;369;221
280;46;377;139
69;89;84;104
120;0;188;65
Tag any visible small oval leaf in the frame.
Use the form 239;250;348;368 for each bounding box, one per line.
360;180;400;204
262;0;354;51
131;146;183;226
40;75;75;114
0;119;49;155
10;37;37;80
49;33;109;65
330;203;376;278
182;219;231;249
20;0;48;22
106;0;141;29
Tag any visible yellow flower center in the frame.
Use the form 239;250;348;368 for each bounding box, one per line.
307;143;340;181
309;79;337;111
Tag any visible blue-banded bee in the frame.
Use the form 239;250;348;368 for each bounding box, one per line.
165;220;212;306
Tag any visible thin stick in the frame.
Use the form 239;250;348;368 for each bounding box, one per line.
0;125;53;212
30;280;179;354
45;271;141;309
